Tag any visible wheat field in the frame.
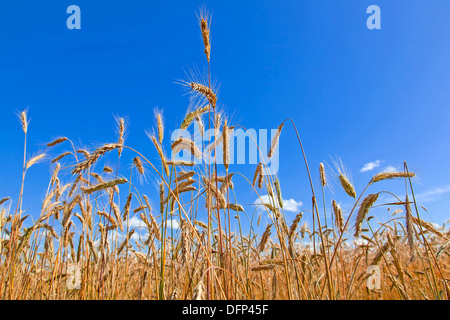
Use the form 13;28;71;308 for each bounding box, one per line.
0;9;449;301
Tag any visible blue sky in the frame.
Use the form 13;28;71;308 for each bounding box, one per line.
0;1;449;236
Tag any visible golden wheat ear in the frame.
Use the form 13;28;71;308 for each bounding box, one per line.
354;193;379;237
289;212;303;238
190;82;217;108
18;109;29;134
114;115;127;157
148;135;170;177
268;123;284;158
370;171;415;184
47;137;68;148
197;7;211;62
26;153;46;170
133;156;144;175
319;163;327;187
153;109;164;144
332;200;344;233
258;223;272;253
181;106;209;130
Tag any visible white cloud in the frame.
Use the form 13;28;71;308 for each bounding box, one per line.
109;230;126;242
353;238;369;246
129;215;179;231
381;166;397;173
284;199;304;213
110;229;149;243
128;216;146;229
360;160;381;172
415;185;450;203
254;195;303;213
131;232;149;242
431;222;442;230
166;219;180;230
255;195;271;206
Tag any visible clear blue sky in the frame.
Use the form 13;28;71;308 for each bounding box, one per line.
0;1;449;233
